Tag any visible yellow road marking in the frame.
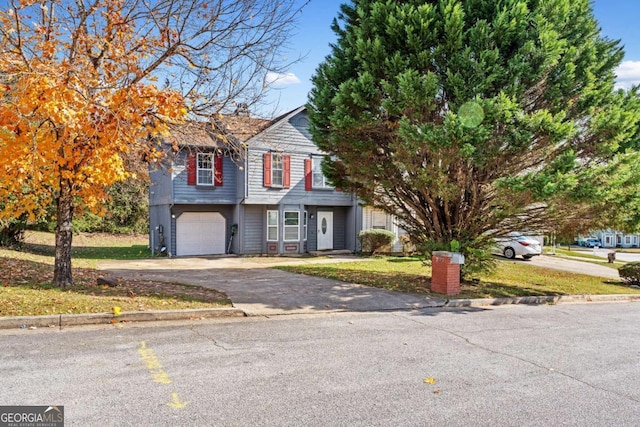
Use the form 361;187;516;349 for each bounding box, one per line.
138;341;172;384
138;341;189;410
167;392;189;409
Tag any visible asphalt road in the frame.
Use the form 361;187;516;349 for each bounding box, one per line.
2;302;639;426
517;254;620;279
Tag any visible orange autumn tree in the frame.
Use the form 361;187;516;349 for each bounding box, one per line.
0;0;304;286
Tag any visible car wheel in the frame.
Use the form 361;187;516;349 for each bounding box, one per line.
503;247;516;259
523;255;533;260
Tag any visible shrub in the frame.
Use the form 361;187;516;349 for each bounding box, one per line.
619;262;640;286
399;234;416;254
31;179;149;235
359;229;396;254
0;217;26;247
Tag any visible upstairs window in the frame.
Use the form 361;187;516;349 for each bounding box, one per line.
272;153;284;187
197;153;214;185
263;152;290;188
305;156;333;190
312;157;332;189
187;152;223;186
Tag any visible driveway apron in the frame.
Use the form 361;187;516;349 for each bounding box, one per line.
100;256;446;316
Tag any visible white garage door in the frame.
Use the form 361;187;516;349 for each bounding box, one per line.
176;212;226;256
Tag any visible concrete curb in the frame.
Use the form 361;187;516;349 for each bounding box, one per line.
3;295;640;329
0;308;246;330
445;294;640;308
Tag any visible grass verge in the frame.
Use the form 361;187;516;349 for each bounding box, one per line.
0;232;231;317
277;256;640;299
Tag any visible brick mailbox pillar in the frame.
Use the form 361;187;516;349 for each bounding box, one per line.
431;251;465;295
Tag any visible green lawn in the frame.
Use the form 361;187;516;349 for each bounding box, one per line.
0;231;231;317
550;248;608;261
12;231;151;266
277;256;639;299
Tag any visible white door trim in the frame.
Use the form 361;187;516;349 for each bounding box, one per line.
317;211;333;250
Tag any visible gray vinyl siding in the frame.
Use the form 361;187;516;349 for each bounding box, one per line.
149;204;172;256
149;162;173;206
332;207;347;250
172;151;240;204
245;111;355;206
306;206;318;251
242;205;264;254
149;107;364;256
305;206;353;252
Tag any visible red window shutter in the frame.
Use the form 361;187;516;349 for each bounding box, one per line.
304;158;312;191
214;153;223;186
283;155;291;188
263;153;272;187
187;153;196;185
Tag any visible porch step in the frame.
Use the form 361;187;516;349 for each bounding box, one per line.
308;249;353;257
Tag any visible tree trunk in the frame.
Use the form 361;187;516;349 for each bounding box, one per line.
53;185;74;288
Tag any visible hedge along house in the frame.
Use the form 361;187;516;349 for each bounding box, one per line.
149;106;362;256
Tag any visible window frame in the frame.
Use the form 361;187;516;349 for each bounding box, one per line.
267;210;279;241
283;210;300;242
312;157;332;189
196;152;214;186
303;211;308;241
271;153;284;187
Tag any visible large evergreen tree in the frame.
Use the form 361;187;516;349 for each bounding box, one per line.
309;0;640;270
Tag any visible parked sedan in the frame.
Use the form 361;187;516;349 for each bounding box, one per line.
584;238;602;248
495;233;542;260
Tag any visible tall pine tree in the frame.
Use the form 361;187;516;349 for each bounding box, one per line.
309;0;640;272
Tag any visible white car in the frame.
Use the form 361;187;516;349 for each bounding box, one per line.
495;232;542;260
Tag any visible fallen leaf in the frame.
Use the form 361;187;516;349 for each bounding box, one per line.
423;377;437;384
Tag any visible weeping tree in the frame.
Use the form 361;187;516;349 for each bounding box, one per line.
0;0;306;286
309;0;640;273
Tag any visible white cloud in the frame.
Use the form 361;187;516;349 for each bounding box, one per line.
265;72;301;87
615;60;640;90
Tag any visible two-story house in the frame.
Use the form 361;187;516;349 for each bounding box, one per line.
149;106;362;256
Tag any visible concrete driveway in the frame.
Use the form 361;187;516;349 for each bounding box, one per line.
100;253;621;316
100;256;446;316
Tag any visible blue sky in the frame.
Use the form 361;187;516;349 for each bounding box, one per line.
263;0;640;116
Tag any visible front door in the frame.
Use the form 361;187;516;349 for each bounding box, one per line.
317;211;333;250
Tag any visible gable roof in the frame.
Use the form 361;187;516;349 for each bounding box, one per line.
166;106;305;150
218;115;273;143
168;115;273;149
